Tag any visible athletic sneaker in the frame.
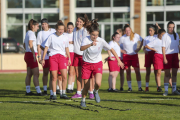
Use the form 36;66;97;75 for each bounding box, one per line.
49;95;53;100
120;87;124;91
163;91;168;96
42;91;48;96
127;88;132;92
67;89;73;93
112;89;119;92
56;90;60;94
89;93;94;99
108;88;113;92
138;87;144;92
172;90;180;95
52;95;57;100
145;87;149;92
26;92;35;95
80;101;86;107
71;93;82;98
60;94;70;99
36;92;43;96
157;87;163;92
93;92;100;103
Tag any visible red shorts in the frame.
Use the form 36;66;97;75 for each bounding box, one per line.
108;57;120;72
69;52;74;66
49;54;67;71
81;61;103;79
163;53;179;69
43;59;50;68
24;52;38;69
123;54;140;69
153;53;163;70
73;53;83;67
144;51;155;67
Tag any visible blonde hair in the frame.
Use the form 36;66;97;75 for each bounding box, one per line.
124;24;134;41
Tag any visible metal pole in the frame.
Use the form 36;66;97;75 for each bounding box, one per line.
1;0;3;70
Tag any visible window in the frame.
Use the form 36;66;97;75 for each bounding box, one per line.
166;11;180;21
7;0;22;8
147;12;164;21
7;14;23;24
113;24;123;33
7;25;23;44
76;0;91;7
76;13;92;20
146;24;164;36
166;0;180;5
43;14;59;22
25;14;41;23
113;13;130;22
147;0;164;6
95;0;110;7
25;0;41;8
95;13;110;22
113;0;130;7
105;25;111;42
44;0;59;8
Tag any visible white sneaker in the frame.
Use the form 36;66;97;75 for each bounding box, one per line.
172;90;180;95
163;91;168;96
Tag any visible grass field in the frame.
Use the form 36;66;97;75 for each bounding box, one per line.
0;73;180;120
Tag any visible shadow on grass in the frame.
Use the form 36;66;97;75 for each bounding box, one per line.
140;96;180;100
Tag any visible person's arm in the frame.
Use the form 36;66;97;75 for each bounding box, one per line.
23;43;25;49
145;45;157;52
162;47;167;64
29;40;36;62
40;45;45;51
156;23;161;29
65;47;71;66
80;40;98;51
41;46;48;66
107;50;115;61
37;45;41;62
110;48;124;69
135;39;144;53
69;41;74;44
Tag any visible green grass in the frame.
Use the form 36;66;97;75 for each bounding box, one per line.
0;73;180;120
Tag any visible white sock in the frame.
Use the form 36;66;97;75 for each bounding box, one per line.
57;85;59;90
81;89;83;92
88;90;93;94
53;92;56;95
94;89;98;93
146;82;149;87
26;86;31;93
82;97;86;102
50;90;53;95
137;81;141;88
43;85;47;91
172;82;176;92
62;90;66;94
60;90;62;95
72;82;74;90
77;91;81;95
127;81;132;88
164;83;169;92
35;86;41;93
68;85;72;90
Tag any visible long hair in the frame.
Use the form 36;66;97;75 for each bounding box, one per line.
167;21;177;40
28;19;38;30
55;20;66;32
124;24;134;41
149;24;158;35
76;13;89;30
86;19;99;34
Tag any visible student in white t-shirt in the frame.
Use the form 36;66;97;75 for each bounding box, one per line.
119;24;144;92
37;18;56;96
71;14;89;99
145;29;166;93
24;19;42;95
162;21;180;96
143;25;158;92
41;20;71;100
80;19;124;107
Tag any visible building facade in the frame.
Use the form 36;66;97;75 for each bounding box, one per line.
1;0;180;44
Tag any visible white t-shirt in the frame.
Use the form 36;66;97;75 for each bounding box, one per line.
108;41;121;57
64;32;74;53
45;33;69;57
162;33;180;54
24;30;37;53
73;27;89;55
81;36;112;63
119;33;143;55
143;35;157;51
147;38;162;54
37;28;56;60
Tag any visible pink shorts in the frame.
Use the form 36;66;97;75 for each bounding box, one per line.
69;52;74;66
81;61;103;79
24;52;38;69
108;57;120;72
49;54;67;71
43;59;50;68
123;54;140;69
163;53;179;69
73;53;83;67
153;53;163;70
144;51;155;67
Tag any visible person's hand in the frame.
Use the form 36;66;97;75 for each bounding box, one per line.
42;59;45;66
91;40;98;46
38;57;41;63
118;61;124;69
104;57;108;63
164;58;168;64
135;48;140;53
121;50;127;54
68;59;71;66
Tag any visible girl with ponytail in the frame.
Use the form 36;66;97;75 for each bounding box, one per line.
80;19;124;107
24;19;42;95
41;20;70;100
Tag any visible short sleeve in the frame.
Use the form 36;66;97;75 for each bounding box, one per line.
45;35;52;47
82;28;88;39
102;39;112;50
81;37;89;46
176;33;179;41
147;41;154;48
162;34;166;47
108;41;114;48
143;37;147;46
65;37;69;48
37;32;42;45
137;34;143;42
29;32;36;41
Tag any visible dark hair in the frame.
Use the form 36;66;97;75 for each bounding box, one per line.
149;25;158;35
41;18;50;30
76;13;89;30
28;19;39;30
167;21;177;40
67;22;74;27
112;32;119;40
124;24;134;40
158;29;166;34
86;19;99;34
55;20;66;32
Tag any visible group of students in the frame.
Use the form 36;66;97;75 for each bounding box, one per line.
23;13;180;107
